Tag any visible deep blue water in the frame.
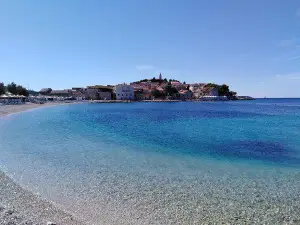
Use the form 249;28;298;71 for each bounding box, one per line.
1;99;300;224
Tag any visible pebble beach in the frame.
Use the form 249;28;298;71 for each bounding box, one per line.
0;103;85;225
1;101;300;224
0;102;78;117
0;171;84;225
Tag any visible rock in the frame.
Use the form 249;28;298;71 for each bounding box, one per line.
0;206;5;212
47;222;56;225
5;209;14;215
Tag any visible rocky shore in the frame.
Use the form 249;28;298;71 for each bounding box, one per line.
0;171;84;225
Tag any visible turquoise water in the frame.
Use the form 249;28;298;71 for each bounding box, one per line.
1;100;300;224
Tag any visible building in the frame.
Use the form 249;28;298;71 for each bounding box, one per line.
203;87;219;96
156;86;164;92
189;83;207;98
86;85;114;100
179;90;193;100
49;89;72;97
72;87;84;91
189;83;206;92
201;96;228;101
150;82;160;89
134;89;145;101
39;88;73;98
171;81;186;91
114;84;134;100
171;81;181;86
134;87;153;100
71;88;87;100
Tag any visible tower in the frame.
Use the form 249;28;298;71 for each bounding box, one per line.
159;73;162;80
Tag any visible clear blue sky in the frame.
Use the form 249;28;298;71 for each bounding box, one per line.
0;0;299;97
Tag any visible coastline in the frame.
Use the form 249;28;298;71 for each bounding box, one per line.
0;101;81;117
89;98;255;104
0;102;85;225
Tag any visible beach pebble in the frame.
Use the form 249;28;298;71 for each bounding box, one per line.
0;206;5;212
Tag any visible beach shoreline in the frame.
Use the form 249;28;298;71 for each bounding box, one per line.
0;101;81;117
0;102;85;225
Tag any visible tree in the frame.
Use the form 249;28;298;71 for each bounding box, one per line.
218;84;230;96
5;82;29;96
228;91;237;100
16;85;29;96
150;78;161;83
151;90;165;98
229;91;237;97
183;81;186;84
204;83;234;96
0;82;5;95
164;82;178;96
7;82;17;94
138;79;148;83
163;78;168;83
205;83;219;88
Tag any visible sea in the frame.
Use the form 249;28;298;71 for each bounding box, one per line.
1;99;300;224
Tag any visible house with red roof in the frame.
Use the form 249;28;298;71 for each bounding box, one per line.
178;90;193;100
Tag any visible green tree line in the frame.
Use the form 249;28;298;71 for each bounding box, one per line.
136;77;180;84
0;82;29;96
151;82;180;98
205;83;237;98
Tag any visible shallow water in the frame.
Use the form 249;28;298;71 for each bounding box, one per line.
1;100;300;224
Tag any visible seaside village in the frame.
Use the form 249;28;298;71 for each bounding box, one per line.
0;74;253;105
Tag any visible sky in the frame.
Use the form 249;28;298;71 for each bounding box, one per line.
0;0;299;97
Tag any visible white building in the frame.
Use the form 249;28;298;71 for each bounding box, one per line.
114;84;134;100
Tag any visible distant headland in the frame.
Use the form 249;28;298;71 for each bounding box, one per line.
0;74;255;104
